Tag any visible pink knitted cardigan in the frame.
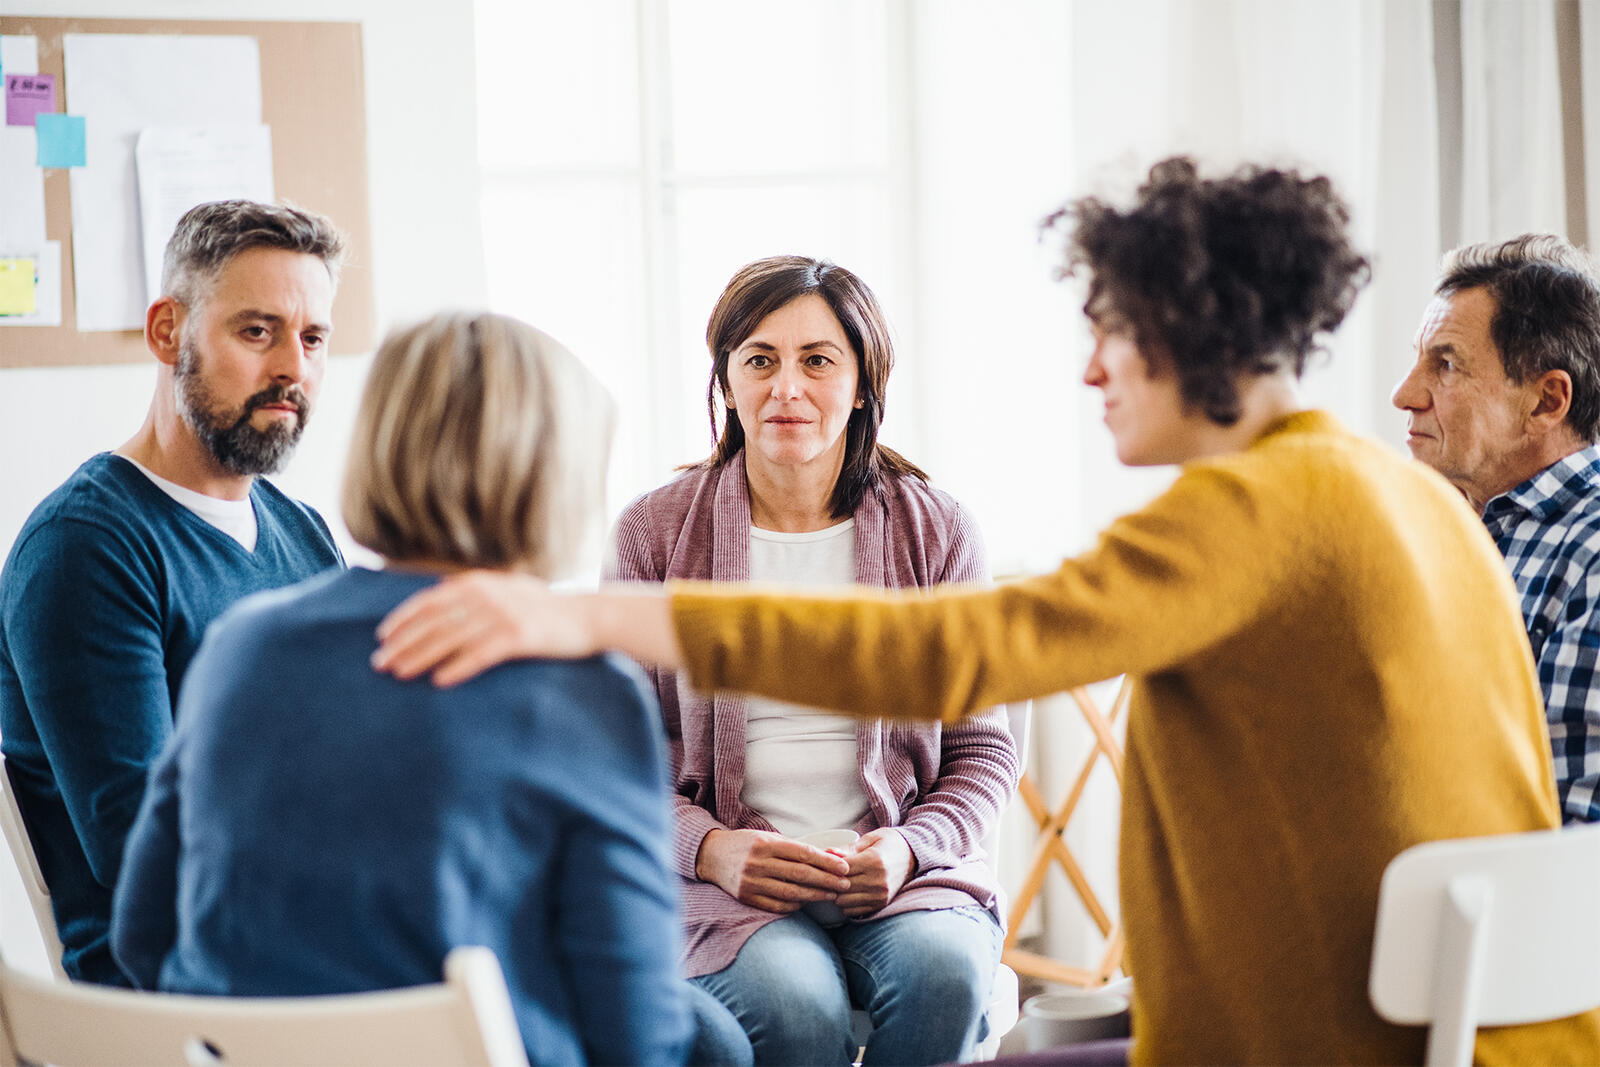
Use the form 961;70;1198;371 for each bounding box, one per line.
605;454;1019;977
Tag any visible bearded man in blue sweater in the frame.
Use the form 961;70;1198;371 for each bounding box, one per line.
0;200;346;984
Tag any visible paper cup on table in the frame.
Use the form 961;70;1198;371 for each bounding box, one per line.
1021;991;1131;1051
795;829;858;927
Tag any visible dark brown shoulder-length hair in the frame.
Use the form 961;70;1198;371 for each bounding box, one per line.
1044;157;1371;425
700;255;925;518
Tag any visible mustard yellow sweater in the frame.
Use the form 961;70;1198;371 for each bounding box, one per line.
673;411;1600;1066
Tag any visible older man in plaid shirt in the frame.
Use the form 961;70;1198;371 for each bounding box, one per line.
1393;233;1600;823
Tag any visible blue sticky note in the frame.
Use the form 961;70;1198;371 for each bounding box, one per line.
36;113;85;168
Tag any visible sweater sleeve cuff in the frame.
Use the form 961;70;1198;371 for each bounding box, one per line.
894;819;956;873
672;801;725;880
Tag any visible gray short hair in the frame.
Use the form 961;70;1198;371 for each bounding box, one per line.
1437;234;1600;441
341;312;615;576
161;199;346;306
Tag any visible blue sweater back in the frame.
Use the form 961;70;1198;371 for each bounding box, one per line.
112;568;691;1066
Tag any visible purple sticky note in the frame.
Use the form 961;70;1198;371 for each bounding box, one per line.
5;73;55;127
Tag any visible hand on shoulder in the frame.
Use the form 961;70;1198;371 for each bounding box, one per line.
372;569;683;686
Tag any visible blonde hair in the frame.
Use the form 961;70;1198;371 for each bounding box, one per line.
342;312;613;576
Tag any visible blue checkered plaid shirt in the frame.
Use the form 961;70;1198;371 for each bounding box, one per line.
1482;444;1600;823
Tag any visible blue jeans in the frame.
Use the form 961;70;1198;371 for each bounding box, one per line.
691;906;1004;1067
686;980;755;1066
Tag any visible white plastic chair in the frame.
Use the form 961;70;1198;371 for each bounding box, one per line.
850;701;1030;1062
0;944;530;1067
1368;822;1600;1067
0;758;66;981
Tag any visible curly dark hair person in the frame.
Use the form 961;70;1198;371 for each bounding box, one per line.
1044;157;1372;425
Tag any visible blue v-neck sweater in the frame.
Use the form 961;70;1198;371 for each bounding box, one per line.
0;453;342;983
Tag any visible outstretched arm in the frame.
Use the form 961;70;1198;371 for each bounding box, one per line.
374;464;1281;722
667;463;1283;721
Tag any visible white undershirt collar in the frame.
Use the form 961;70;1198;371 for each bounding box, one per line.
120;455;259;551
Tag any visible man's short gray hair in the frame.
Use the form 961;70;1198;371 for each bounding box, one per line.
160;200;346;307
1436;233;1600;442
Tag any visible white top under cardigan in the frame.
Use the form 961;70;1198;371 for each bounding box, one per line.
739;519;868;838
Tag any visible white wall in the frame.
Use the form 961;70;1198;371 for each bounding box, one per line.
0;0;487;562
0;0;485;974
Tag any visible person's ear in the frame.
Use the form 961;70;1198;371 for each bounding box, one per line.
146;297;184;368
1527;369;1574;433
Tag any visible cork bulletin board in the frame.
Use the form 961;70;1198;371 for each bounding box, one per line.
0;16;375;369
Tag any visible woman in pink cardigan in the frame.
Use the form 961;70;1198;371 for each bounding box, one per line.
605;256;1019;1066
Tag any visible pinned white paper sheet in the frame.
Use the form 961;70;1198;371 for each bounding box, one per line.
0;241;64;327
136;126;274;306
0;35;40;77
63;34;262;332
0;126;47;249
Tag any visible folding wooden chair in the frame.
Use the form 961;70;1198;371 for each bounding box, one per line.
1002;678;1130;989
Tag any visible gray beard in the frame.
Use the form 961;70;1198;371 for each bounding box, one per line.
174;336;311;476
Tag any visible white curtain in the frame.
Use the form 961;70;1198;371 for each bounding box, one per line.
1456;0;1567;246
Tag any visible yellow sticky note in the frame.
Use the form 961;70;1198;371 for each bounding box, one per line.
0;257;36;315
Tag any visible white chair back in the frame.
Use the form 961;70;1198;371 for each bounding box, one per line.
1369;823;1600;1067
0;759;65;980
0;945;529;1067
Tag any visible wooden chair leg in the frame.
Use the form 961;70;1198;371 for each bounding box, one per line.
1002;678;1131;988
